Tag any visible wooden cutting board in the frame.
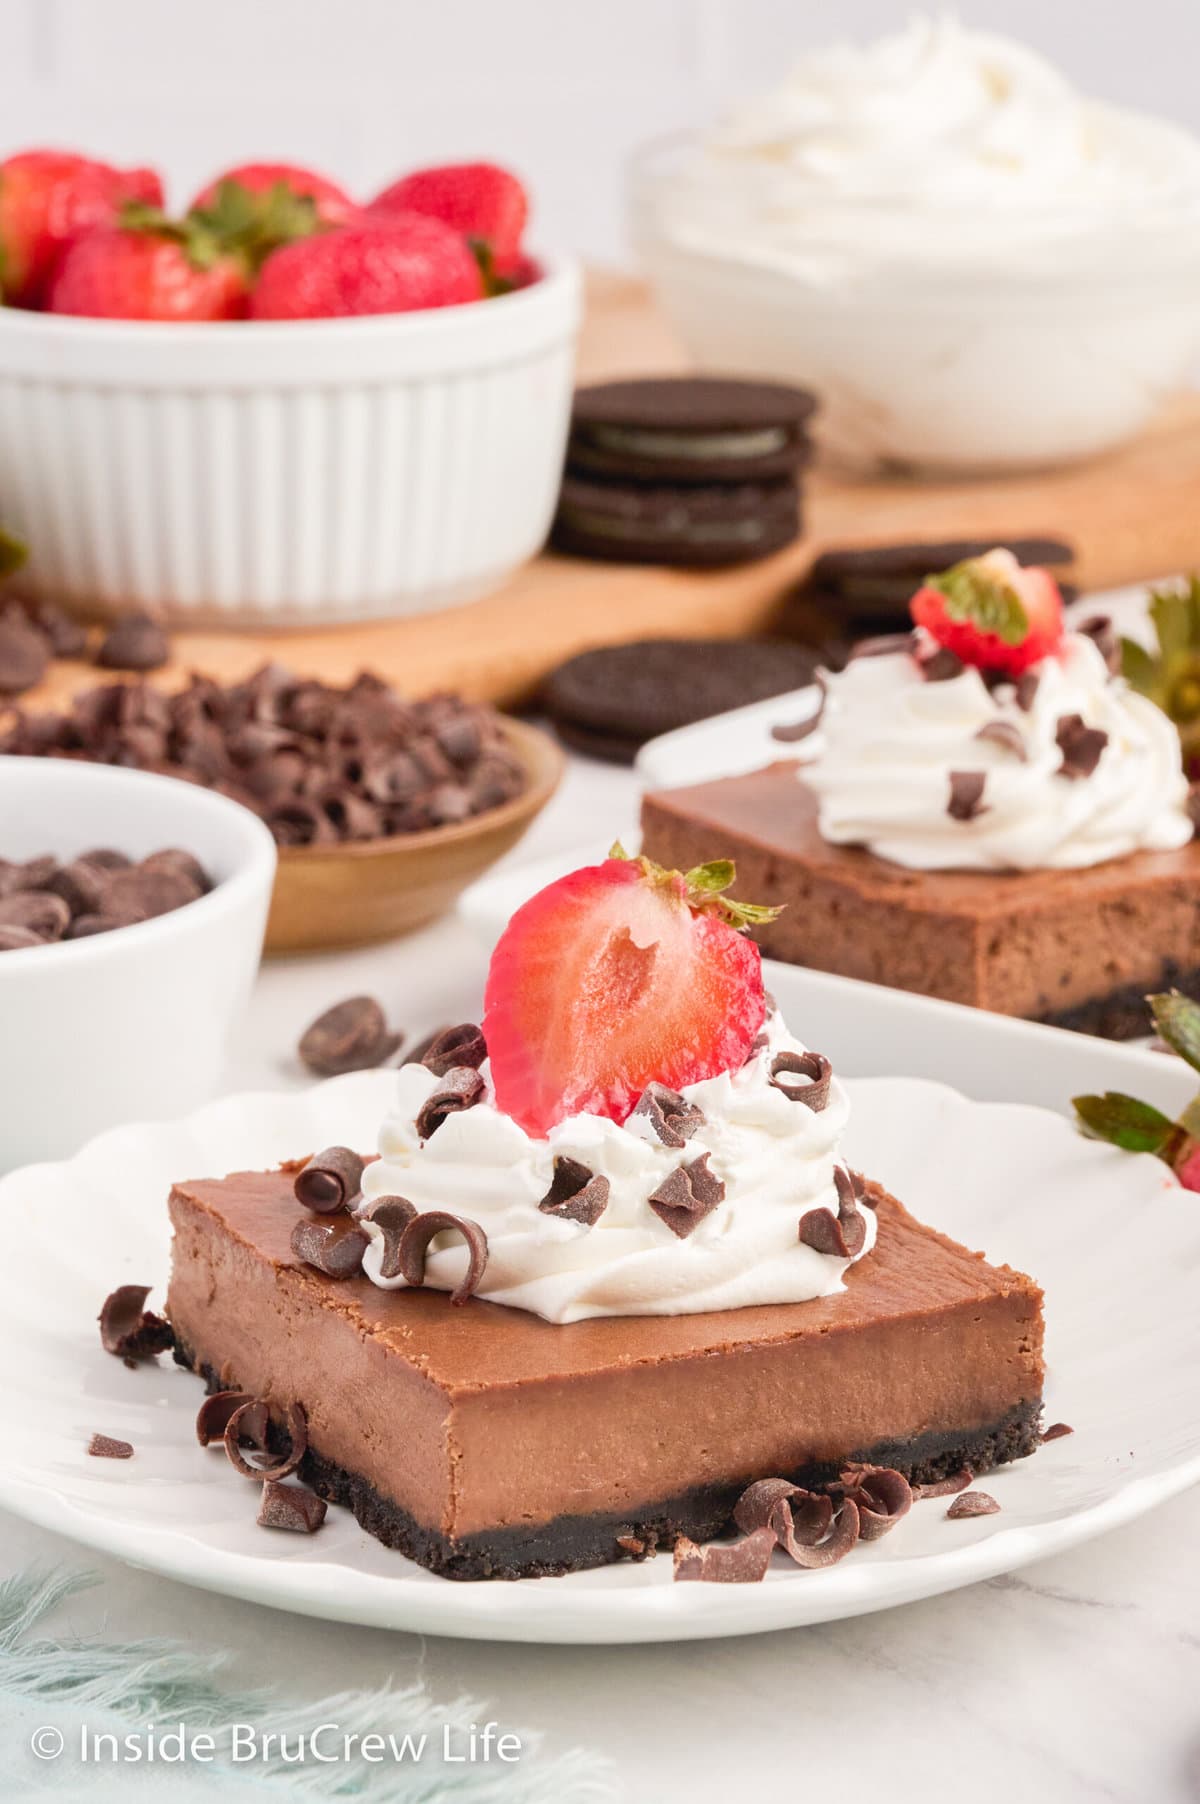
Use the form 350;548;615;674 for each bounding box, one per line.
23;270;1200;711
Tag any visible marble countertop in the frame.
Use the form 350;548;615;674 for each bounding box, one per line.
5;747;1198;1803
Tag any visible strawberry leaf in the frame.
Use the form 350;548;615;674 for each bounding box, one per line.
607;840;631;862
928;559;1029;646
1177;1096;1200;1139
684;860;736;898
717;897;783;930
1119;635;1160;698
468;237;515;298
1149;990;1200;1073
1072;1091;1176;1154
0;527;27;579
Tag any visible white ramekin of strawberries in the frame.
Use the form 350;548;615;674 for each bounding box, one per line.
0;152;580;625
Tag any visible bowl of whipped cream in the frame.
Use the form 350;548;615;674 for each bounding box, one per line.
628;18;1200;474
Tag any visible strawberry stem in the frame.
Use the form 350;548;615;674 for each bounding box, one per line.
607;844;782;932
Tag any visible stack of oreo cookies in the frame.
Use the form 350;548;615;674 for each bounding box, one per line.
802;537;1078;638
551;376;816;567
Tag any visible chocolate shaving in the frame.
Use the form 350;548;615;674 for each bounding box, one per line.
947;770;987;822
397;1210;489;1305
195;1390;257;1447
1015;671;1040;712
223;1398;308;1481
673;1527;777;1584
647;1153;726;1239
1056;713;1108;780
752;1487;835;1553
840;1467;913;1541
630;1081;705;1148
850;632;920;660
799;1204;862;1259
363;1195;418;1279
946;1490;1000;1519
768;1049;832;1111
87;1433;133;1459
771;713;821;743
298;996;402;1077
290;1216;369;1279
1040;1421;1074;1443
912;1467;973;1500
257;1479;327;1533
975;720;1028;760
538;1156;610;1226
919;647;966;683
1077;614;1121;675
98;1285;174;1363
415;1065;485;1139
293;1146;365;1214
733;1477;804;1534
769;1496;860;1568
616;1534;648;1558
420;1023;487;1076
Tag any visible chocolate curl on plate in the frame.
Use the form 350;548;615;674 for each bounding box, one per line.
912;1467;973;1500
258;1479;327;1533
294;1146;365;1214
223;1398;308;1481
98;1285;175;1362
1041;1421;1074;1443
420;1023;487;1077
647;1153;726;1240
732;1477;804;1535
768;1050;832;1112
673;1527;777;1584
363;1195;418;1279
196;1390;257;1447
946;1491;1000;1519
397;1210;489;1306
735;1478;834;1549
298;995;402;1077
947;770;987;822
631;1081;705;1149
538;1156;610;1226
290;1216;370;1279
1056;713;1108;780
769;1495;861;1568
415;1066;485;1140
840;1467;913;1541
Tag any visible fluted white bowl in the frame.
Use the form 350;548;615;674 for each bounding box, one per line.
0;256;581;626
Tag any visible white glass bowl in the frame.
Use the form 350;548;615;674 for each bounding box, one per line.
0;257;581;625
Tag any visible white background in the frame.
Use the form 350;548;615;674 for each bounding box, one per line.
4;0;1199;264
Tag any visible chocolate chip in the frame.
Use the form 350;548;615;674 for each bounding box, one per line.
44;859;108;918
298;996;402;1077
98;1285;175;1362
1015;671;1040;712
94;615;170;672
1077;614;1121;675
257;1479;327;1533
396;1210;489;1305
1056;713;1108;780
768;1049;832;1111
0;926;42;951
290;1215;369;1278
266;799;338;846
0;616;50;694
139;847;212;893
102;865;202;920
630;1081;705;1148
420;1023;487;1077
415;1066;485;1140
946;1490;1000;1519
223;1398;308;1480
28;600;87;658
975;720;1027;760
673;1527;777;1584
647;1153;725;1239
406;1025;451;1069
0;889;70;940
7;854;58;892
912;1467;974;1499
538;1156;610;1226
947;770;987;822
918;647;965;683
840;1467;913;1541
363;1195;419;1278
769;1496;861;1568
196;1390;257;1447
1040;1421;1074;1443
87;1433;133;1459
294;1147;365;1214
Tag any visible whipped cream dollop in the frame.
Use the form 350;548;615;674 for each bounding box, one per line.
657;16;1200;276
358;1011;874;1323
800;628;1192;872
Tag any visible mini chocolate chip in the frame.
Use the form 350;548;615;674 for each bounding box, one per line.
840;1467;913;1541
770;1496;861;1568
647;1153;726;1239
363;1195;419;1279
29;601;88;658
9;854;58;891
44;859;108;918
0;890;70;940
139;848;212;893
631;1081;705;1149
290;1216;369;1278
0;926;42;951
223;1398;308;1481
1040;1421;1074;1443
416;1066;485;1140
102;866;202;920
947;770;987;822
87;1433;134;1459
673;1527;777;1584
267;799;338;846
1015;671;1040;711
298;996;402;1077
94;615;170;672
258;1479;327;1533
420;1023;487;1077
98;1284;175;1362
0;616;50;694
397;1210;489;1305
294;1146;365;1214
538;1156;610;1226
196;1390;257;1447
1056;713;1108;780
912;1468;974;1500
919;647;965;683
768;1050;832;1111
975;720;1028;760
1077;614;1121;675
946;1490;1000;1519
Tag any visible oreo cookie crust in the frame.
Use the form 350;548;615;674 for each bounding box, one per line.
567;376;817;482
553;474;801;568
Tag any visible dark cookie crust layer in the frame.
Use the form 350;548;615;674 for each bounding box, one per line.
1038;958;1200;1040
179;1344;1040;1582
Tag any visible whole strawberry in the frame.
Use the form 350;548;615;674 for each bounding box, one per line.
910;547;1065;679
0;148;163;307
370;162;528;277
189;162;357;229
249;215;484;320
47;212;247;321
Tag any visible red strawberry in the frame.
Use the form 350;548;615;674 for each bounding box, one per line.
47;217;247;321
0;149;162;307
483;848;779;1137
370;162;528;276
249;215;483;320
1175;1143;1200;1192
911;548;1065;678
189;162;357;229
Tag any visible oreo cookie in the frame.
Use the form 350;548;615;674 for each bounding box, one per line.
807;538;1077;633
566;377;817;483
543;638;820;764
553;474;801;568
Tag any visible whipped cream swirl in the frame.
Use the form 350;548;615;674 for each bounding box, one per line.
358;1011;874;1323
800;629;1192;872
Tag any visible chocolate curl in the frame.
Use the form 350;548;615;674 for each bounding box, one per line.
290;1216;369;1279
733;1478;805;1535
769;1496;861;1568
912;1467;973;1500
397;1210;489;1305
363;1196;418;1279
840;1467;913;1541
673;1527;777;1584
223;1398;308;1481
946;1491;1001;1519
196;1390;257;1447
294;1146;365;1214
768;1050;832;1112
799;1166;866;1259
420;1023;487;1076
258;1480;327;1533
1040;1421;1074;1443
647;1153;726;1239
415;1066;485;1140
537;1157;610;1226
631;1081;705;1149
99;1285;175;1362
947;770;987;822
975;720;1028;761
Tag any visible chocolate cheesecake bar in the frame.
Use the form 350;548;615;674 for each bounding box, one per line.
167;1166;1044;1580
642;765;1200;1037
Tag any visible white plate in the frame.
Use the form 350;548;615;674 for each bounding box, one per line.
0;967;1196;1645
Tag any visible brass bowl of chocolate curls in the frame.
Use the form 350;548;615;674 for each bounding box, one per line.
0;667;565;952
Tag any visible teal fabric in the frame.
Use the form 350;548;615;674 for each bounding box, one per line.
2;1569;615;1801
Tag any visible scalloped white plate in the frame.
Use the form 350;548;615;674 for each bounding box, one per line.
0;1058;1196;1645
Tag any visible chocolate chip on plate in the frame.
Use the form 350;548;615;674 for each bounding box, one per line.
98;1284;175;1363
257;1479;327;1533
87;1432;134;1459
298;995;403;1077
94;614;170;672
946;1491;1001;1519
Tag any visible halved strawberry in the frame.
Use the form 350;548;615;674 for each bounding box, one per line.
483;848;778;1137
910;547;1065;678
